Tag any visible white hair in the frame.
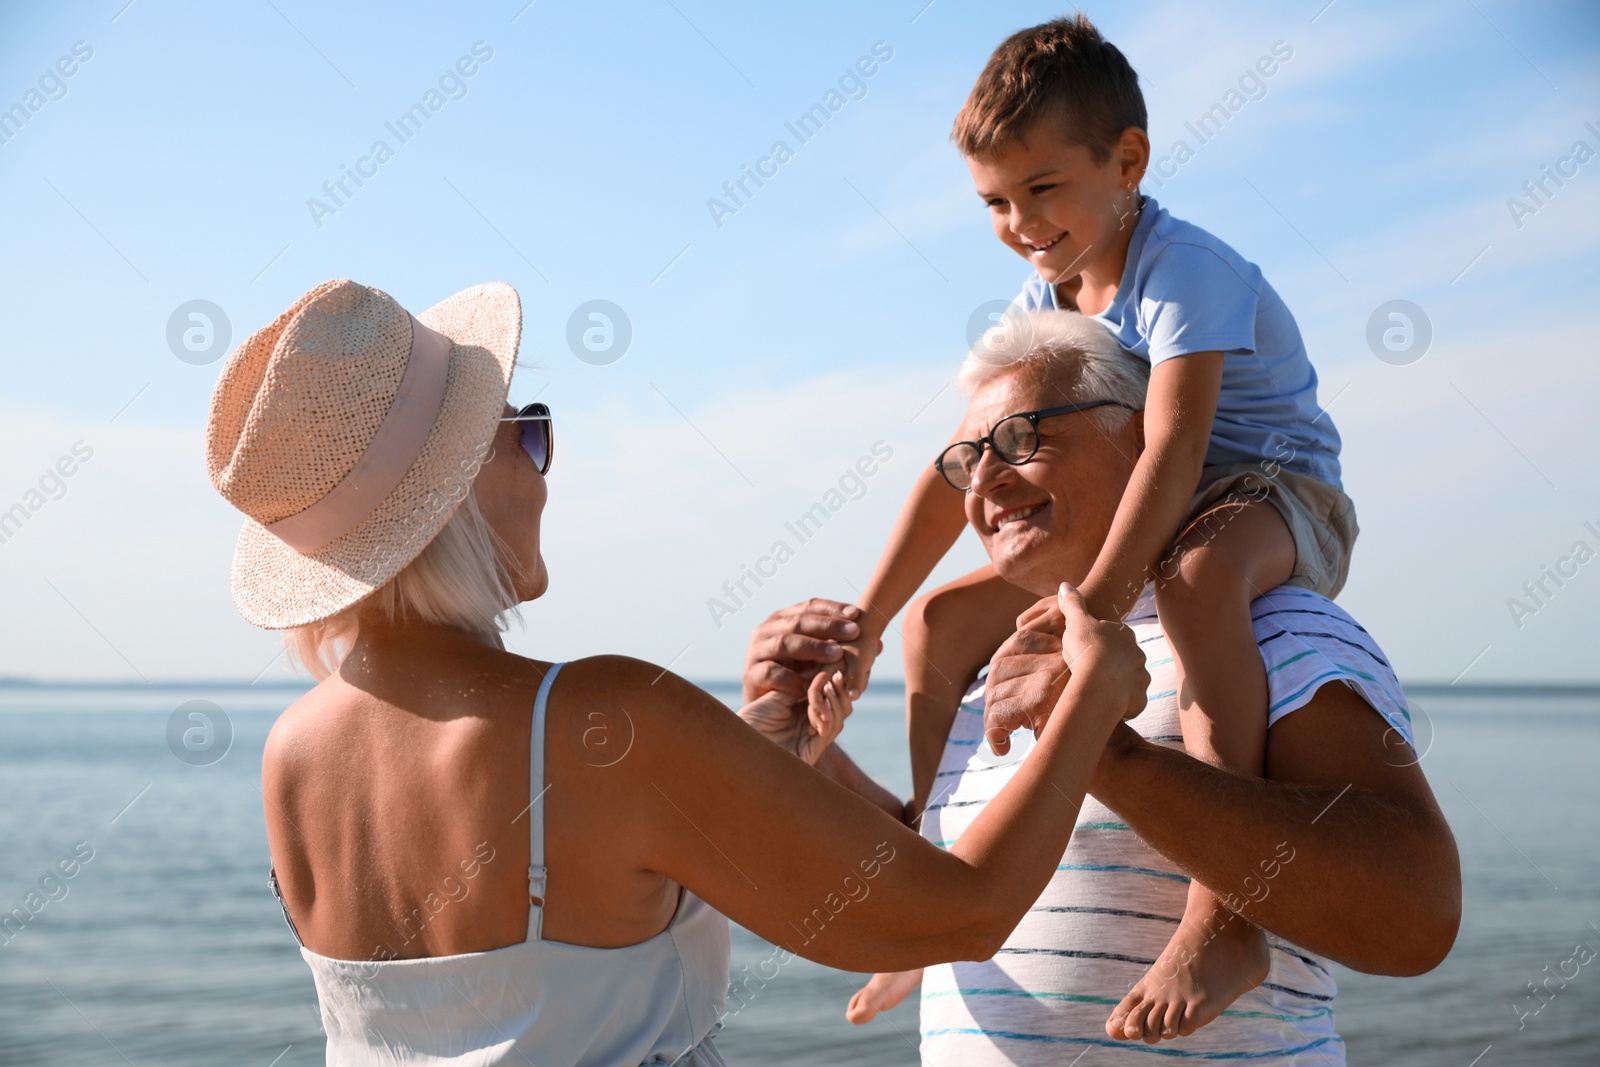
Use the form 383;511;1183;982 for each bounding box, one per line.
957;309;1148;430
285;490;521;680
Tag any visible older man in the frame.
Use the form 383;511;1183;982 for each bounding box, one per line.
744;311;1460;1063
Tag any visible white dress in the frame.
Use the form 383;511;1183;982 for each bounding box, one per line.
272;664;730;1066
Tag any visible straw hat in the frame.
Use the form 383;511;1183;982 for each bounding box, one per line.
206;279;521;629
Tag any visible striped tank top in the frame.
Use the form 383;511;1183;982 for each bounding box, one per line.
919;585;1414;1064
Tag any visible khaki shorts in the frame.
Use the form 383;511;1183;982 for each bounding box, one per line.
1176;462;1359;599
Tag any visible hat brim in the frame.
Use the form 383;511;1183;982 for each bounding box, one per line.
229;282;521;629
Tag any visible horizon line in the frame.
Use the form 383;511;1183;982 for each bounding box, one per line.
2;676;1599;697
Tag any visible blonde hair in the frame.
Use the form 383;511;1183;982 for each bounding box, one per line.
285;490;520;679
957;309;1148;432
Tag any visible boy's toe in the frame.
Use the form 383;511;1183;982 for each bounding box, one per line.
1107;988;1143;1040
1139;1001;1167;1044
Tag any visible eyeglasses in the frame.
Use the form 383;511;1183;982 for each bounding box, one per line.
935;400;1131;491
500;402;554;474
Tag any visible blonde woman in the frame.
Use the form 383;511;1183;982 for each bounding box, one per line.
206;279;1147;1066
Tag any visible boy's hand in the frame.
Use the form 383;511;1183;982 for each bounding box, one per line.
840;628;882;701
737;669;852;765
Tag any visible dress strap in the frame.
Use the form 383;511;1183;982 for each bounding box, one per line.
526;662;565;943
268;867;305;947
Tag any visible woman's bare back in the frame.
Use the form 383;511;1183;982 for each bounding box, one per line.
263;627;679;962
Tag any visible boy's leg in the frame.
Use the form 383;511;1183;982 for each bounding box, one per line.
1161;499;1293;774
899;564;1039;818
1108;499;1295;1042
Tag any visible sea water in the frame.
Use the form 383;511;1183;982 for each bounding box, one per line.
1;682;1596;1065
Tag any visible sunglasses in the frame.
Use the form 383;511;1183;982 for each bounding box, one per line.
500;402;554;474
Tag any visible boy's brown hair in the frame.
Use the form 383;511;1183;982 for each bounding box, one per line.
953;13;1146;163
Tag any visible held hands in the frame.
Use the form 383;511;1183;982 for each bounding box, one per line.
742;598;881;703
983;583;1147;755
737;669;854;765
840;628;880;702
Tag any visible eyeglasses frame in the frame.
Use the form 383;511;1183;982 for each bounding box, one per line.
934;399;1133;491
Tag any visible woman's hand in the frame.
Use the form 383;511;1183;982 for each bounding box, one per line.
984;583;1146;754
737;669;853;765
1057;582;1148;719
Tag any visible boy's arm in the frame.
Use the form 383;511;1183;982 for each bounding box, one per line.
849;459;969;692
815;744;914;825
1079;352;1223;621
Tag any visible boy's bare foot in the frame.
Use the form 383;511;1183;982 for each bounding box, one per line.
1106;909;1270;1043
846;968;923;1024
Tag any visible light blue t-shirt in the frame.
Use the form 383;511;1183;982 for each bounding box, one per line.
1018;196;1342;488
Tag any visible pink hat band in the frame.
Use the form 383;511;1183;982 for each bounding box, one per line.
264;315;452;554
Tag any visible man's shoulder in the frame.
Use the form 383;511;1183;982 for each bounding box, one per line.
1248;585;1381;662
1248;586;1412;742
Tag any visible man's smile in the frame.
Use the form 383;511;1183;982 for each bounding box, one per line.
988;500;1049;531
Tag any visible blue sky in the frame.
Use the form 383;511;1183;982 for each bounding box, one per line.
0;0;1596;684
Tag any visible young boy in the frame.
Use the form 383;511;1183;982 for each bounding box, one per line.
842;14;1357;1044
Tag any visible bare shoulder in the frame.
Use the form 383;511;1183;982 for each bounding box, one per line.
552;656;728;715
262;645;554;783
261;681;340;792
259;681;353;880
545;656;740;771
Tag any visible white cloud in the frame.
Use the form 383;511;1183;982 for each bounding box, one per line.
0;0;1594;689
0;366;985;683
6;289;1595;687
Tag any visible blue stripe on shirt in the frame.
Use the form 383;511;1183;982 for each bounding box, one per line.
1057;863;1192;884
921;989;1335;1026
922;1029;1344;1059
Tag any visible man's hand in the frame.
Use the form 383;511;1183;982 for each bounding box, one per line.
743;599;878;704
983;595;1068;755
984;585;1146;755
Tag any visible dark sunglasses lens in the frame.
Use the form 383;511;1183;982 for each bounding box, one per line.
519;422;547;472
516;408;551;473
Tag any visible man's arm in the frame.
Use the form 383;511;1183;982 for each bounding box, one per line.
984;602;1462;976
1089;685;1460;976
